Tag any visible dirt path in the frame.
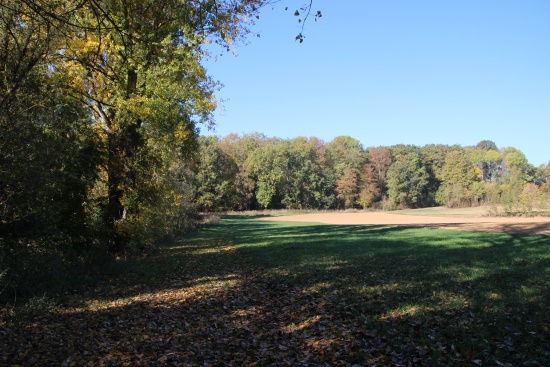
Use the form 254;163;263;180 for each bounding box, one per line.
259;210;550;236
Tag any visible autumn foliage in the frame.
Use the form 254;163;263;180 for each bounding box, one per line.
195;135;550;213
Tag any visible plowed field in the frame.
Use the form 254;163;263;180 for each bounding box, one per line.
259;207;550;236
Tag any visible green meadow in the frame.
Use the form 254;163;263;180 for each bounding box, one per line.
3;216;549;366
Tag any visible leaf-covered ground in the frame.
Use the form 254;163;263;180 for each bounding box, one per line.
1;217;549;366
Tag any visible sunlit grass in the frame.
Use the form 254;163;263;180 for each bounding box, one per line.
201;216;549;365
18;215;547;366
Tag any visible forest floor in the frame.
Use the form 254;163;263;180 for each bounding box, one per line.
259;206;550;236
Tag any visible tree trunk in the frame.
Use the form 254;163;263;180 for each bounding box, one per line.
106;130;124;251
105;68;142;252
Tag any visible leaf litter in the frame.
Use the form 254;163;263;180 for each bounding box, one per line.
1;227;548;367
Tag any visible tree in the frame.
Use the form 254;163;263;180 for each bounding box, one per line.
282;137;335;209
484;149;503;183
475;140;498;151
367;146;393;201
326;136;365;177
501;148;529;214
306;137;337;208
0;63;99;241
521;183;540;215
419;144;462;205
538;163;550;209
502;148;529;181
279;137;312;209
195;136;239;212
437;150;480;207
248;140;289;209
390;144;421;158
471;146;502;183
336;167;359;208
470;181;487;206
386;153;430;209
357;163;378;209
69;0;243;249
218;133;268;210
0;0;55;109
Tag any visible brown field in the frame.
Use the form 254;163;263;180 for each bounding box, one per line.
259;206;550;236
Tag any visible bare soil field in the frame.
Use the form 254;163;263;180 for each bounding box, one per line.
259;206;550;236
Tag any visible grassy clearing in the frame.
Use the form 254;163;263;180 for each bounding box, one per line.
391;206;489;217
393;205;550;218
2;217;549;366
226;219;549;363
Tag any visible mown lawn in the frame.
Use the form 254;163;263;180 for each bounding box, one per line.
2;216;549;366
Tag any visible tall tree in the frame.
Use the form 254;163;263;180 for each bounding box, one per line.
420;144;461;198
195;136;238;212
218;133;268;210
336;167;359;209
501;147;529;213
386;153;430;209
437;150;480;207
248;139;288;209
326;136;365;177
471;144;502;183
484;149;503;183
357;163;378;209
366;146;393;201
283;137;334;209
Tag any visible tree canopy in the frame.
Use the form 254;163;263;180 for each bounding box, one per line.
193;135;548;213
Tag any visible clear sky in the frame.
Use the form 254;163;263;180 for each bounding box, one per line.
202;0;550;167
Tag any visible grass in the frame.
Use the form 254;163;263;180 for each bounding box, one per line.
2;216;549;366
393;205;550;218
391;205;489;217
204;218;549;365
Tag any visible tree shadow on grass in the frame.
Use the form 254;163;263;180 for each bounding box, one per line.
2;218;548;366
416;221;550;236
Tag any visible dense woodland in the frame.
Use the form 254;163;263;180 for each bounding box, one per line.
0;1;548;304
195;135;550;214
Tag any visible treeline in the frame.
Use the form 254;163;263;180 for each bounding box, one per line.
194;134;550;214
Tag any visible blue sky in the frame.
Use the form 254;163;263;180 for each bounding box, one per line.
202;0;550;166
